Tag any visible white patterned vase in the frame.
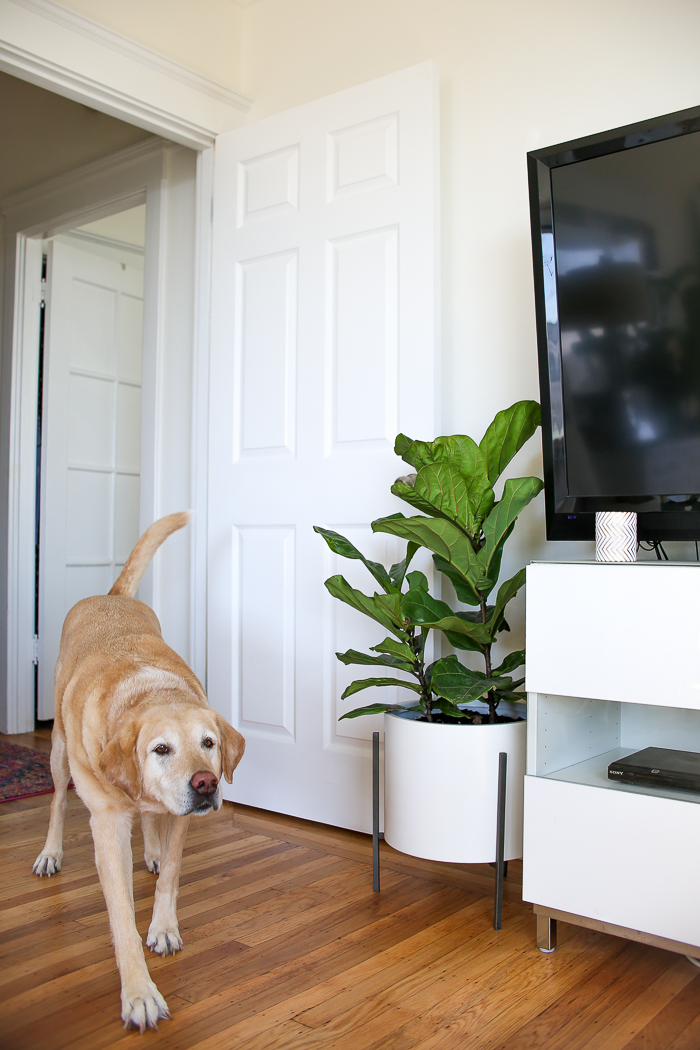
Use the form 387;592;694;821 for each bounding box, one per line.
595;511;637;563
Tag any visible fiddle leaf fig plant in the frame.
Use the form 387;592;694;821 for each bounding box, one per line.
314;401;543;724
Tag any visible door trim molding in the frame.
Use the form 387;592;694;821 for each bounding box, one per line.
0;0;251;148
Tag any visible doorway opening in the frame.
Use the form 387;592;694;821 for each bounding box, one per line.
34;204;146;723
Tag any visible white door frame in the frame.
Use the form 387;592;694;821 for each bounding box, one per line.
0;1;242;732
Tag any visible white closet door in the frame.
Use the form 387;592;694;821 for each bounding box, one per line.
38;239;143;719
208;62;439;831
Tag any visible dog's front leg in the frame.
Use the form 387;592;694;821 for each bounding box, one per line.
33;728;70;876
90;806;169;1032
141;812;161;873
147;814;190;956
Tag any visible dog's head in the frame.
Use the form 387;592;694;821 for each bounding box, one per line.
98;700;245;815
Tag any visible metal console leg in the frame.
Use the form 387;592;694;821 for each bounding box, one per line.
493;751;507;931
536;914;558;953
372;731;380;893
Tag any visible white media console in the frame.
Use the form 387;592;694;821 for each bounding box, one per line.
523;560;700;958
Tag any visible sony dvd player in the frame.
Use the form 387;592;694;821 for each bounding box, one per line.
608;747;700;793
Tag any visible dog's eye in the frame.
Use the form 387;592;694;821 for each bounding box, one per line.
153;744;170;756
202;738;215;749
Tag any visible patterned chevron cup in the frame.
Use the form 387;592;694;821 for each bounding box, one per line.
595;511;637;563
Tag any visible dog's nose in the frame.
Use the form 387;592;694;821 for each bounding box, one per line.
190;771;218;795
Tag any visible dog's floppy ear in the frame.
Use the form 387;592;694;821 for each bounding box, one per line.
216;714;245;783
99;720;142;801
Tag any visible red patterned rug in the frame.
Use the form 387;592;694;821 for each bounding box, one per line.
0;742;56;802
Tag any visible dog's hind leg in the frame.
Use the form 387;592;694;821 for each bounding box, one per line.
146;814;190;957
90;804;169;1032
33;727;70;877
141;813;161;874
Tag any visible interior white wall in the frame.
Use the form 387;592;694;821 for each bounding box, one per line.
49;0;244;90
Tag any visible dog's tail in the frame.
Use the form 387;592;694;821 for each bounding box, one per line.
109;511;192;598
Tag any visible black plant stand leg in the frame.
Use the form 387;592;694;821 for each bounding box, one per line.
372;731;380;892
493;751;507;931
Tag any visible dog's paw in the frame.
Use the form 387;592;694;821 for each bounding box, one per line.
33;852;62;877
144;856;160;875
121;983;170;1032
146;927;183;956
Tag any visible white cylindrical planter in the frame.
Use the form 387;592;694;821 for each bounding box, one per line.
384;711;526;864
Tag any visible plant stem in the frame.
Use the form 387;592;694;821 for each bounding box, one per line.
409;627;432;721
480;593;497;724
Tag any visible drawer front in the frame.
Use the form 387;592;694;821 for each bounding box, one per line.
523;775;700;947
525;562;700;709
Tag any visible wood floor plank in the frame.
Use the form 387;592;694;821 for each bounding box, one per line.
488;942;679;1050
575;956;700;1050
623;969;700;1050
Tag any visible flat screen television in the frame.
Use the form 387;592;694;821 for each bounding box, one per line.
528;105;700;541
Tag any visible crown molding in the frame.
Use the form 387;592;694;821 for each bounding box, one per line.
0;0;252;148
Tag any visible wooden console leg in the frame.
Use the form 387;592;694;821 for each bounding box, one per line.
537;913;557;953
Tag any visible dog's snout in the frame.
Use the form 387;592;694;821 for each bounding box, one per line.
190;770;218;795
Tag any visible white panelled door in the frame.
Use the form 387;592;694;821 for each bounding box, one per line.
208;62;439;831
38;238;143;719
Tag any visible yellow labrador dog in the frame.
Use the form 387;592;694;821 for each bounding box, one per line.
33;512;245;1032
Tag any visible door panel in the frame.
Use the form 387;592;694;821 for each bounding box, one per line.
209;62;439;830
38;237;143;719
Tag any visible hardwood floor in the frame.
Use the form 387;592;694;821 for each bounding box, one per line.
1;737;699;1049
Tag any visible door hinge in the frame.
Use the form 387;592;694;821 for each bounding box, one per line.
32;635;39;665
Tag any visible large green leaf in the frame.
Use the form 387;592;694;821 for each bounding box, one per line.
432;696;473;720
373;516;484;604
479;401;541;485
391;479;447;520
494;689;526;702
405;570;429;591
432;555;482;606
340;677;423;700
375;592;404;628
423;614;492;648
324;576;406;637
478;477;544;584
488;569;526;634
314;526;397;593
335;649;415;671
394;432;418;466
388;542;419;590
444;630;487;654
401;586;453;625
397;433;480;474
491;648;525;678
340;702;422;720
371;637;417;664
431;655;513;704
411;463;471;530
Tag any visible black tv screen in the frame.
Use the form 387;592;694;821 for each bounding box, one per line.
529;106;700;541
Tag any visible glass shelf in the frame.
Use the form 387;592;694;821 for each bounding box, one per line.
543;746;700;805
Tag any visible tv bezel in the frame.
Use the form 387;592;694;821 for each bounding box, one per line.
528;104;700;542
